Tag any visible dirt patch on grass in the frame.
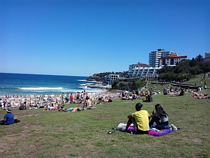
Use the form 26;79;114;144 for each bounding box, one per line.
17;113;39;119
0;143;10;153
192;138;203;145
0;124;42;155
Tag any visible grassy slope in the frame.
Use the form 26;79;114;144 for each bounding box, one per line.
0;91;210;158
184;74;210;87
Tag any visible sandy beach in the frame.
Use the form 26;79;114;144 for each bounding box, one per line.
0;90;120;110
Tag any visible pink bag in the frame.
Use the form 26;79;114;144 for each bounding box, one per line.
127;124;137;133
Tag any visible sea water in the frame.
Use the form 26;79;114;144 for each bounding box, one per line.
0;73;101;95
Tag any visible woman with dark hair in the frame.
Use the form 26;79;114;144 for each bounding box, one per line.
149;104;169;130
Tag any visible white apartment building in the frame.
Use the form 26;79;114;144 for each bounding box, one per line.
106;74;120;84
129;49;187;78
204;52;210;62
149;49;170;67
129;63;150;71
205;52;210;59
159;53;187;67
128;63;161;78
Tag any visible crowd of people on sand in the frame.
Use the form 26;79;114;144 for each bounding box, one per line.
0;91;120;122
0;91;120;125
0;89;158;114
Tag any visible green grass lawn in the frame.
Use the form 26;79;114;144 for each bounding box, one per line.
183;74;210;87
0;92;210;158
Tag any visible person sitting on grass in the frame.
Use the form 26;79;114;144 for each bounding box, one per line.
86;96;94;109
69;93;74;103
126;103;150;134
192;91;209;99
58;103;67;112
143;92;153;102
169;88;185;96
19;103;27;110
149;104;170;130
0;107;20;125
163;88;168;95
179;88;185;96
79;96;95;110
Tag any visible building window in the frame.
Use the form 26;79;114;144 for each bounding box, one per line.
170;58;174;65
162;59;166;65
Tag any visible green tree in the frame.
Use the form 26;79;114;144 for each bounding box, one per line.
195;54;204;62
135;80;146;90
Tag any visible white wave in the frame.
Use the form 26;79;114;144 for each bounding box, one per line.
18;87;104;93
80;82;94;86
78;79;87;82
19;87;63;91
63;88;105;93
79;86;88;89
78;79;97;83
61;89;81;93
80;83;87;86
87;81;98;83
85;89;106;93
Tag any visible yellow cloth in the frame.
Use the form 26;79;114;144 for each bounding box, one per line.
132;110;149;131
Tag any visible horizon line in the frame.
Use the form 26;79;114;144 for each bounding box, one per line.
0;72;89;78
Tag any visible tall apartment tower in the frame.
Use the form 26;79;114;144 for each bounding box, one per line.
149;49;170;67
204;52;210;62
205;52;210;59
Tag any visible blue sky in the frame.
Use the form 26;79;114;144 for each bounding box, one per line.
0;0;209;76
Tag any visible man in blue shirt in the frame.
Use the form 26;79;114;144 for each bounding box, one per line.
4;108;15;125
0;107;15;125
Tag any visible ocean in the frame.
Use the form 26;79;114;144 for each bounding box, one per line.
0;73;100;95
